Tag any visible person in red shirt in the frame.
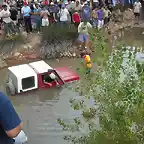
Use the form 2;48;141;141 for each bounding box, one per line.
43;0;49;5
72;11;80;28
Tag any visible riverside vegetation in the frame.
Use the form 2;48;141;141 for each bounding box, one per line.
57;29;144;144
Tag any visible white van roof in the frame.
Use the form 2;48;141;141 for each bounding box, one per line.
8;64;37;79
29;60;53;74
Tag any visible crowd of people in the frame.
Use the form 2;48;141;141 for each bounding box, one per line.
0;0;113;38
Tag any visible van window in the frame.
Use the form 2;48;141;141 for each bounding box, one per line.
22;76;35;90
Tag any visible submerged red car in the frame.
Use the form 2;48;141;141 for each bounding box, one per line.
6;60;80;95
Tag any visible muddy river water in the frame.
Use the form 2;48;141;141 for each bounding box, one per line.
0;58;81;144
0;27;144;144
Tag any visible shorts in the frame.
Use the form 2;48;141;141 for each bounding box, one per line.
42;18;49;26
98;19;104;29
78;34;89;43
134;13;140;17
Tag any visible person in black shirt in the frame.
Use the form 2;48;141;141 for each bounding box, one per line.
10;5;19;34
17;0;24;28
10;5;18;24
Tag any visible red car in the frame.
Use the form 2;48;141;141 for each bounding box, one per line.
6;60;80;95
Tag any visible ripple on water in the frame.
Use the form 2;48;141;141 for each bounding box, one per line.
11;87;78;144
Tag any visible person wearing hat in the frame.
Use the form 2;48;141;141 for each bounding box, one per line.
48;2;57;23
21;1;32;33
81;1;91;22
0;4;17;37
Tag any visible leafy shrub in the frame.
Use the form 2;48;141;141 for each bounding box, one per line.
58;30;144;144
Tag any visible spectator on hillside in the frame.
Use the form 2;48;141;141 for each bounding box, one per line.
48;2;57;23
81;1;91;22
103;6;111;25
73;1;82;12
133;0;142;24
97;7;104;29
33;3;41;33
93;0;99;9
10;5;18;25
92;8;98;27
0;4;17;37
21;1;32;34
72;11;80;27
40;5;50;29
58;4;70;26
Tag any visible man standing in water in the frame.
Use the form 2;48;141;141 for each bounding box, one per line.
0;92;23;144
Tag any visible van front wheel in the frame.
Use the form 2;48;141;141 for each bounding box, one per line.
6;82;16;96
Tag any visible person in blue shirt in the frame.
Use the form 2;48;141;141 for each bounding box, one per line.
21;1;32;33
81;1;91;22
33;3;41;33
0;92;22;144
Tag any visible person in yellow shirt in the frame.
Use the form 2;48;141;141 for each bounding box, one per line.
81;52;92;74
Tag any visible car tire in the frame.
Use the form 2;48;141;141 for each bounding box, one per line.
6;82;16;96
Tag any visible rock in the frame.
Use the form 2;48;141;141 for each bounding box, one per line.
0;58;7;68
56;59;60;62
27;44;32;49
14;52;20;57
73;53;76;57
23;45;28;49
21;32;27;38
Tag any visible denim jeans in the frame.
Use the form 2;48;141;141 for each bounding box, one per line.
60;21;68;27
3;22;16;35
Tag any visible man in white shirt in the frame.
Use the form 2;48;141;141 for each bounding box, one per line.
0;5;16;37
133;0;142;24
58;5;70;26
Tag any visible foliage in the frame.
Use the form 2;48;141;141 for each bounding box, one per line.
41;24;78;43
57;29;144;144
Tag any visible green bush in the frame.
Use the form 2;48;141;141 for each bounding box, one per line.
41;24;78;43
57;30;144;144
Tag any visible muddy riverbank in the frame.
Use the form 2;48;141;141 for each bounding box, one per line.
0;8;140;70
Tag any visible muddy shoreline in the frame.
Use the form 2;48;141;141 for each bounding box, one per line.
0;8;143;69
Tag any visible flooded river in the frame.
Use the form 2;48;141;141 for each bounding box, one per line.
0;58;81;144
0;27;144;144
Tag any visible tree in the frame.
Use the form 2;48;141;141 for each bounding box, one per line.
57;29;144;144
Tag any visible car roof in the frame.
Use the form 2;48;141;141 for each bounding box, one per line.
8;64;37;78
29;60;53;74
